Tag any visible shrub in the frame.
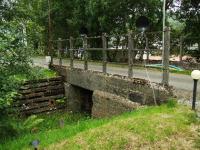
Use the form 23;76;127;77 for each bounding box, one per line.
0;21;34;141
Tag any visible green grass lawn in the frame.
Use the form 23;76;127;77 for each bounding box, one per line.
1;102;200;150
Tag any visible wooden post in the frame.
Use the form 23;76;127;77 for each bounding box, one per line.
83;35;88;70
102;33;107;73
70;36;74;68
128;32;134;78
162;27;170;86
49;40;53;66
179;36;183;63
58;38;62;66
145;37;149;62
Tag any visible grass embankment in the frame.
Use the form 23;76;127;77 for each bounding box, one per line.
1;102;200;150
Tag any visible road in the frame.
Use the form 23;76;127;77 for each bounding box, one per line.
33;57;199;93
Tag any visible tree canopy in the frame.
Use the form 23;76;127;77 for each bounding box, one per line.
0;0;199;53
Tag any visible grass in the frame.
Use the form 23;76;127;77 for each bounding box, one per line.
170;69;192;75
0;112;108;150
12;67;58;82
1;102;200;150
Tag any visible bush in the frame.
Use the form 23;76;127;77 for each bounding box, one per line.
0;21;37;141
0;21;33;110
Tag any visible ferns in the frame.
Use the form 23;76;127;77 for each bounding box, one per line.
22;115;44;132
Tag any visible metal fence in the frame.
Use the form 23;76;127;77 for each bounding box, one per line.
50;27;171;85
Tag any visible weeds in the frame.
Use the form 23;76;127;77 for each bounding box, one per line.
0;104;199;150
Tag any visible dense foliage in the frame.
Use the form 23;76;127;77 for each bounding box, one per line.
0;1;58;139
1;0;199;54
0;12;32;112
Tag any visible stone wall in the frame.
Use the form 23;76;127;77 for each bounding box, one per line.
15;77;65;115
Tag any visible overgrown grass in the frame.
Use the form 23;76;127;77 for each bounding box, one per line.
1;103;199;150
12;67;57;82
0;112;108;150
53;105;199;150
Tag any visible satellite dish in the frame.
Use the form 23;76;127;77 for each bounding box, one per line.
136;16;150;32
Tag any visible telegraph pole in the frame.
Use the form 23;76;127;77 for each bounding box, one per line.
162;0;166;32
162;0;170;86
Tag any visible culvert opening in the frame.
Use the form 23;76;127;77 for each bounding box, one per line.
71;85;93;115
80;89;93;115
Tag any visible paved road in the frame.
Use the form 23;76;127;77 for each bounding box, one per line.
33;57;199;92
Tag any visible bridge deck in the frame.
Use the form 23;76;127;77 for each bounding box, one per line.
33;57;199;90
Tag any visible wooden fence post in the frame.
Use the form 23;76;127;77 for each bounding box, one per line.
179;36;183;63
49;40;53;67
83;35;88;70
162;27;170;86
70;36;74;68
128;32;134;78
145;37;149;62
58;38;62;66
102;33;107;73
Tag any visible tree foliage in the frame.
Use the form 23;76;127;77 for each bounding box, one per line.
0;0;33;112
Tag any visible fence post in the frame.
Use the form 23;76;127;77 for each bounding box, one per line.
49;40;53;66
179;36;183;63
58;38;62;66
128;32;134;78
70;36;74;68
102;33;107;73
162;27;170;86
145;36;149;62
83;35;88;70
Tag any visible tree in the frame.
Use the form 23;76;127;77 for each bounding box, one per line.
172;0;200;59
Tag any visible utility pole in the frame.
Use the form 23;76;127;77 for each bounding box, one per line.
48;0;53;65
162;27;170;86
162;0;170;86
162;0;166;58
163;0;166;33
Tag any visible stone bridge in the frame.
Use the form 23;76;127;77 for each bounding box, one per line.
52;65;173;118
